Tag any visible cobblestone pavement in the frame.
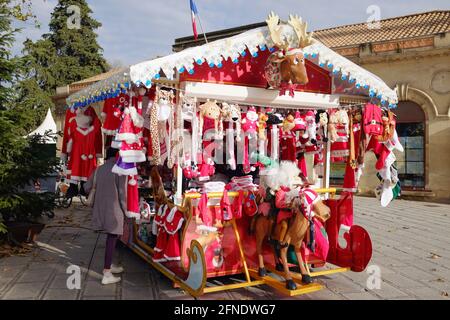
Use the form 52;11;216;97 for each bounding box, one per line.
1;197;449;300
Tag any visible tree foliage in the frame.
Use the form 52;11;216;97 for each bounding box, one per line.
0;0;59;234
23;0;108;95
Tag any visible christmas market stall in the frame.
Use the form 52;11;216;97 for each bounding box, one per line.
64;12;402;297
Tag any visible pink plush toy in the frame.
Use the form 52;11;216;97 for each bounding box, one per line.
241;106;258;137
241;106;259;173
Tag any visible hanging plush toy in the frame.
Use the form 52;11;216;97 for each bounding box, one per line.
303;110;317;146
330;109;350;162
280;114;297;162
316;110;329;143
257;112;269;141
221;103;242;141
181;95;196;122
327;110;339;143
199;100;223;140
241;106;259;173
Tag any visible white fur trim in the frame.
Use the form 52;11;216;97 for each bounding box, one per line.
111;140;122;149
115;132;139;142
112;164;137;176
66;140;73;154
130;107;144;128
163;255;181;261
165;207;178;223
126;211;141;220
60;153;67;162
70;176;88;182
152;257;167;263
165;218;185;235
102;128;118;135
120;150;147;163
76;126;94;136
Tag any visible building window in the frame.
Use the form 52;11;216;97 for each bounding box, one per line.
394;101;426;189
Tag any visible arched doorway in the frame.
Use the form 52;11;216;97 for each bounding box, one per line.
394;101;426;189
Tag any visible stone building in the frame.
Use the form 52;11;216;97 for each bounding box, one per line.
55;10;450;201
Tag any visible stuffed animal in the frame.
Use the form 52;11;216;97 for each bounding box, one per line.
199;99;223;139
336;109;350;135
303;110;317;146
257;112;269;140
327;110;339;143
377;110;396;142
180;93;196;122
241;106;259;137
282;114;295;133
316;110;329;143
221;103;242;141
241;106;259;173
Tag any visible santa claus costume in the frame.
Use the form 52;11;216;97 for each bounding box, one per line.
61;106;101;163
153;204;170;262
163;208;185;261
66;112;102;182
330;111;350;163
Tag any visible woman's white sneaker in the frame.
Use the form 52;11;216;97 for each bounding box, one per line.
110;264;124;274
102;271;121;285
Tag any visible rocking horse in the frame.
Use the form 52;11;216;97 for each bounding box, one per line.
254;162;331;290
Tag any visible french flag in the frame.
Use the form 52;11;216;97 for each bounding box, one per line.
190;0;199;40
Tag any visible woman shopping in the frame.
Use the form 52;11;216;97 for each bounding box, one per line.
85;147;128;285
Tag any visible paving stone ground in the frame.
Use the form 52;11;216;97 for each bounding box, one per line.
1;197;449;300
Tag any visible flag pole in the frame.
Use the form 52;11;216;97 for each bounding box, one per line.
196;11;208;44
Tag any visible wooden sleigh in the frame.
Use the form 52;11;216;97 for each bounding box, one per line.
123;185;372;298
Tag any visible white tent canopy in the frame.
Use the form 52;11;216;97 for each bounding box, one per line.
28;109;57;144
67;17;398;106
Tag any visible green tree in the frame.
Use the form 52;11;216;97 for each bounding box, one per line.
0;0;20;108
23;0;108;95
0;0;58;236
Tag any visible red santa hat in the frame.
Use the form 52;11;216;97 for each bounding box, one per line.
116;107;139;143
294;111;306;131
305;110;315;121
120;141;146;163
247;106;257;114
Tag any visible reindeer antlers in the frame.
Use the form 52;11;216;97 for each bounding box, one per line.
266;11;287;51
288;14;314;48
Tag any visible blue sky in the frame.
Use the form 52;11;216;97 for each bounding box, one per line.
13;0;450;66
